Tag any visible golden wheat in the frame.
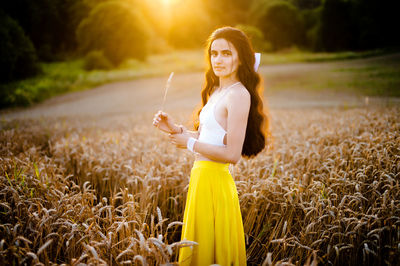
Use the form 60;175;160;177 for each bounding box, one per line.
0;106;399;265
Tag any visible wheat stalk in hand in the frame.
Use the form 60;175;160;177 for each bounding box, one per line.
161;72;174;111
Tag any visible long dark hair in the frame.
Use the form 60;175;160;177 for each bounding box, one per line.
194;26;270;158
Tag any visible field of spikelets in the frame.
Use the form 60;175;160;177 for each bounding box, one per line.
1;105;399;265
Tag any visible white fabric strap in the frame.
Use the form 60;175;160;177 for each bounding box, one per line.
254;53;261;72
187;137;197;152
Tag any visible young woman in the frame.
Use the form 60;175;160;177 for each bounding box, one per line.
153;26;269;266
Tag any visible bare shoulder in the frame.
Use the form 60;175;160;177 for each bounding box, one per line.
227;83;250;103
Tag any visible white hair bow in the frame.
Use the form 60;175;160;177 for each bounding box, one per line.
254;53;261;72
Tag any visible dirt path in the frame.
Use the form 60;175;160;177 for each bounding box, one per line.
1;53;399;123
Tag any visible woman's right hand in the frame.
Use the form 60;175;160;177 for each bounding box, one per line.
153;111;179;134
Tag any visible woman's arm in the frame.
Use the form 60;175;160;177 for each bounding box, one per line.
153;111;200;137
186;129;200;139
180;125;200;139
170;88;250;164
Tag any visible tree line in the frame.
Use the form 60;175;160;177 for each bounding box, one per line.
1;0;399;83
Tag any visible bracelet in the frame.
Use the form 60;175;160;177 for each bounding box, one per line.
187;137;197;152
174;125;183;134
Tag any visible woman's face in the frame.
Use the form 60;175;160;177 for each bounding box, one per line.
210;38;240;78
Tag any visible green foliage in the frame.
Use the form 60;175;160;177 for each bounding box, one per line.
235;24;273;52
254;0;306;51
0;60;85;108
300;6;323;51
316;0;400;51
351;0;400;50
76;1;152;66
83;50;113;71
147;33;173;54
0;11;42;83
1;0;75;61
318;0;355;51
288;0;321;9
1;0;399;69
202;0;253;25
306;22;322;51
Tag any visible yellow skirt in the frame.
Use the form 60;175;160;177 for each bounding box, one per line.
178;160;247;266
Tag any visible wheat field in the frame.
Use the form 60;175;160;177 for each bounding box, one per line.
1;105;399;265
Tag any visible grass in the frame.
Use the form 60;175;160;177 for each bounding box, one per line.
262;55;400;97
332;65;400;96
1;48;399;108
260;47;397;64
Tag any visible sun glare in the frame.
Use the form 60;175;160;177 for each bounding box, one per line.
161;0;183;6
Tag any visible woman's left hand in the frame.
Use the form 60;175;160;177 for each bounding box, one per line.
169;132;189;149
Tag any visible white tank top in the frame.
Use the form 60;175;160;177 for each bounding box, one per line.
198;82;241;146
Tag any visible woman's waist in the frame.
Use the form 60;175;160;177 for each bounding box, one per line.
192;158;230;171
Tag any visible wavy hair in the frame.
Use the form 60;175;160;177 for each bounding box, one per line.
194;26;270;158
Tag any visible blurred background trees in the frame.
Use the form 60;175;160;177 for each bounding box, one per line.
252;0;306;51
0;0;399;81
76;1;151;66
0;10;42;83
